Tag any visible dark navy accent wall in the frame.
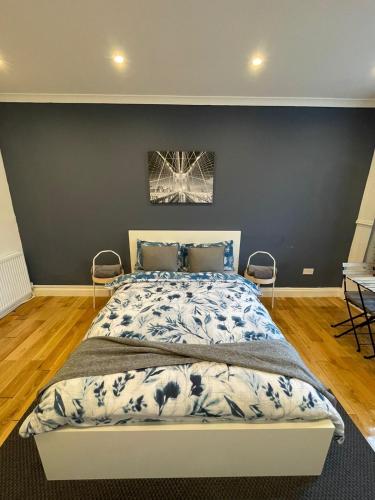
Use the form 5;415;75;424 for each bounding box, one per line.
0;103;374;285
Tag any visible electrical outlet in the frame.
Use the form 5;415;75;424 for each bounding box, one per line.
303;268;314;275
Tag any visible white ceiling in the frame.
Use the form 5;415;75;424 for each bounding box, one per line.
0;0;375;106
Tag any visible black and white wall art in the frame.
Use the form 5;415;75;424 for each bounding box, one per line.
148;151;214;204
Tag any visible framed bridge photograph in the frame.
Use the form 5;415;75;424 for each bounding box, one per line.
148;151;215;204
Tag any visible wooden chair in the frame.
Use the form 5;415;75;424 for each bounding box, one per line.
92;250;123;308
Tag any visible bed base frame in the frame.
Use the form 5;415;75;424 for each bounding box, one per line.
35;419;334;480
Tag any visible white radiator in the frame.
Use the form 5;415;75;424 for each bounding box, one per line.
0;252;33;318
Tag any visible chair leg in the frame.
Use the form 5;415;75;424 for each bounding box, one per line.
93;281;96;309
363;317;375;360
271;282;275;309
331;312;365;328
345;300;361;352
355;284;375;360
334;318;370;338
334;325;356;337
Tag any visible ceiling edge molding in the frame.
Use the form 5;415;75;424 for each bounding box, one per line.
0;93;375;108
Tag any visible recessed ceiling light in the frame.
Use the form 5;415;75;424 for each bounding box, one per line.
252;57;264;67
113;54;125;64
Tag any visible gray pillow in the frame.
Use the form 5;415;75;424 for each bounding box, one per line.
142;244;179;271
188;246;225;273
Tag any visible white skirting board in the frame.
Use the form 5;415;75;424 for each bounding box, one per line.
32;284;343;298
33;285;111;297
35;419;334;480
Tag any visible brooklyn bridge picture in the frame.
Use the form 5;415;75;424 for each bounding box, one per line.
148;151;214;204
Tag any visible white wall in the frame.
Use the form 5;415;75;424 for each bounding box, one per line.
348;149;375;262
0;150;23;259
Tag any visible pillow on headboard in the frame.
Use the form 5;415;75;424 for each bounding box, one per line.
181;240;234;271
135;240;182;270
188;246;225;273
142;244;179;272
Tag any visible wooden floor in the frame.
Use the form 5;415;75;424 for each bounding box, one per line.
0;295;374;450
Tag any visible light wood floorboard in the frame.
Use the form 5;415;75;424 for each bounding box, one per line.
0;296;106;446
0;295;374;450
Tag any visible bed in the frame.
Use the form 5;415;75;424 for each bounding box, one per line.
20;230;343;480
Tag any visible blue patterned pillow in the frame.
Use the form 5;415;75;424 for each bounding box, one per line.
181;240;234;271
135;240;182;270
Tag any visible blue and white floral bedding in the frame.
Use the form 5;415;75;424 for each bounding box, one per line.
20;272;344;441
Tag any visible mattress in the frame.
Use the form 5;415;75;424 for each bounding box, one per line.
20;272;344;441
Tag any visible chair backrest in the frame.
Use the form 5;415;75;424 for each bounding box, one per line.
92;250;123;276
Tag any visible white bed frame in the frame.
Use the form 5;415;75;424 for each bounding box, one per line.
35;230;334;480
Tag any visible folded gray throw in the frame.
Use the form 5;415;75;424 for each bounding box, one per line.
42;336;334;403
92;264;122;278
247;265;275;279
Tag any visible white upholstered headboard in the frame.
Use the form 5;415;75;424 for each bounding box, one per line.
128;230;241;272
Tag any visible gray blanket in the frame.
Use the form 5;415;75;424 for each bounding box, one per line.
42;336;334;403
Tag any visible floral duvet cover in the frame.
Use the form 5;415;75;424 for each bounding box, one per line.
20;272;344;441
